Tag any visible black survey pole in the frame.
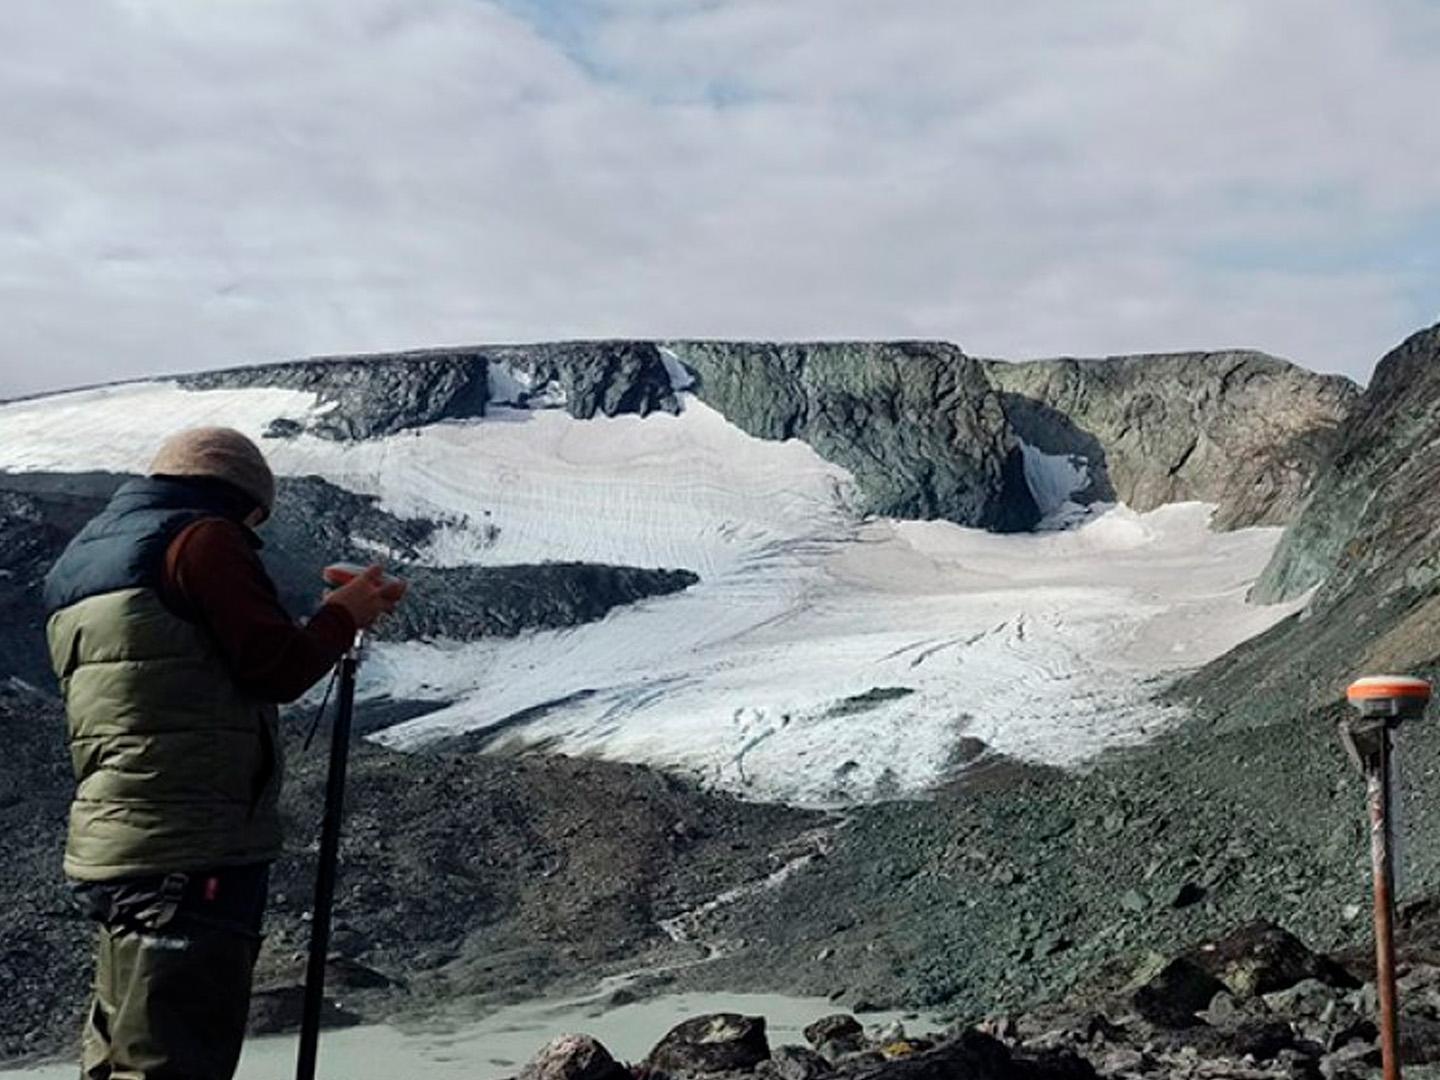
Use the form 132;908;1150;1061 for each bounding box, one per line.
296;635;360;1080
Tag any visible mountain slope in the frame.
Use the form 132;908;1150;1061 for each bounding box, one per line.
0;334;1409;1064
0;341;1336;802
63;338;1354;535
1186;323;1440;725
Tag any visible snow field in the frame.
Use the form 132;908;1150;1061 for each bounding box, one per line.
0;379;1305;804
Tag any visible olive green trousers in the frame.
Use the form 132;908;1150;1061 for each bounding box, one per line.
76;866;268;1080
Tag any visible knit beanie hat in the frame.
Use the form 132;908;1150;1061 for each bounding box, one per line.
149;427;276;520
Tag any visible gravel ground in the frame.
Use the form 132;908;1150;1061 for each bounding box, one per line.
0;683;818;1067
670;683;1440;1023
13;661;1440;1067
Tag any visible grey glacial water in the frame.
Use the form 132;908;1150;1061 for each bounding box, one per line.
1;992;938;1079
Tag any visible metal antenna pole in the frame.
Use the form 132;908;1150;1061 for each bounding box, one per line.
296;634;361;1080
1366;729;1402;1080
1345;675;1432;1080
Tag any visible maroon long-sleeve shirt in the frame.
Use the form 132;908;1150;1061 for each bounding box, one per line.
160;518;356;703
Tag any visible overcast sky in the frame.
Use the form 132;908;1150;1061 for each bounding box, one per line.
2;0;1437;399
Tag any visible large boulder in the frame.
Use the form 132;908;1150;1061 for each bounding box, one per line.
1188;922;1359;998
1132;923;1356;1030
1131;958;1228;1028
846;1030;1096;1080
520;1034;631;1080
803;1014;866;1058
645;1013;772;1075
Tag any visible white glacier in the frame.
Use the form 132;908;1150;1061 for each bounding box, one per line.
0;379;1306;805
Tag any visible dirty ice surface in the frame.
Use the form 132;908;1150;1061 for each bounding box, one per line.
0;378;1305;804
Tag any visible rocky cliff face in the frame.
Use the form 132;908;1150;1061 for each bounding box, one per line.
670;340;1038;531
186;340;1038;531
179;341;683;441
1254;324;1440;604
180;349;492;440
172;339;1350;535
1186;324;1440;723
986;351;1358;530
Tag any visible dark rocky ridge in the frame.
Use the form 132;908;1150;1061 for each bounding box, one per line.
485;341;683;418
385;563;698;641
187;340;1038;532
178;341;684;440
169;338;1352;536
984;351;1357;529
1186;323;1440;725
0;470;697;692
179;349;493;440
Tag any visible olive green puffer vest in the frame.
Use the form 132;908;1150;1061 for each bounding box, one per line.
44;478;282;882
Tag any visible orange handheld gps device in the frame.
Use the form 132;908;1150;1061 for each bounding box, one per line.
322;562;405;591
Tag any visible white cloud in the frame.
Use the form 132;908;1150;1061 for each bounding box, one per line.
0;0;1437;398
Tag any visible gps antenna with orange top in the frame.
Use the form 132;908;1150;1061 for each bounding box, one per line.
1342;673;1432;1080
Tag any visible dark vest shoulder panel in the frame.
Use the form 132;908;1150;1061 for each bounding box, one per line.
44;475;256;615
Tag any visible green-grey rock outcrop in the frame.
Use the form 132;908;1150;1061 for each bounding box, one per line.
1254;323;1440;604
1187;323;1440;724
668;341;1038;531
985;351;1357;529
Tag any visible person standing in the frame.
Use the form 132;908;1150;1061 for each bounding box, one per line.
43;427;404;1080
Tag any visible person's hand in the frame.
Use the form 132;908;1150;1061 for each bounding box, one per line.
324;564;407;630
